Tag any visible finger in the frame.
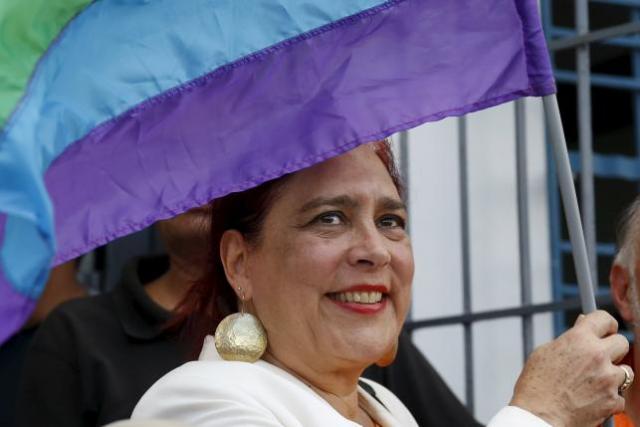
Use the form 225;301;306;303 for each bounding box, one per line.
603;334;630;363
618;364;634;395
577;310;619;338
574;313;586;326
613;393;627;416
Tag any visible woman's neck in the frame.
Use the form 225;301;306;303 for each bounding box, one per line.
262;350;376;426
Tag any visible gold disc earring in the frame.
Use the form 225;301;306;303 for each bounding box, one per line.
214;286;267;362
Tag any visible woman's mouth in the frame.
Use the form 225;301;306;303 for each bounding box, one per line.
328;291;384;304
326;287;389;314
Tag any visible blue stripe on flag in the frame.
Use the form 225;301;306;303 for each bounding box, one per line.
1;215;53;298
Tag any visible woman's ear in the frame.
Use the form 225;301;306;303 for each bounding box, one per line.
610;263;635;323
219;230;253;300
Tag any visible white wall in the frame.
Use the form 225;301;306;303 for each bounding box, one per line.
397;98;554;423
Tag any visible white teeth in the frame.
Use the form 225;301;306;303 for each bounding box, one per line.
333;291;383;304
371;292;382;303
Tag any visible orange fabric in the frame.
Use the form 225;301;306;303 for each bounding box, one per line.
613;345;636;427
614;413;635;427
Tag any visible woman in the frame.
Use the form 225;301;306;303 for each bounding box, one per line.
133;141;631;426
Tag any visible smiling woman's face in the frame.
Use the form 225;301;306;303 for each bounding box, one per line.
226;144;414;374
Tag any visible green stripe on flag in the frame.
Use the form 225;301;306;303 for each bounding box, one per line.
0;0;92;125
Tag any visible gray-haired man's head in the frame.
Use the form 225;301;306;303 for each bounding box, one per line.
611;196;640;327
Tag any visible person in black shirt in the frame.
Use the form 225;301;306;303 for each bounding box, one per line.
17;255;186;427
0;260;86;427
16;208;210;427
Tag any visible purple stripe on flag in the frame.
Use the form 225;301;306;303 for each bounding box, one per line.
46;0;555;264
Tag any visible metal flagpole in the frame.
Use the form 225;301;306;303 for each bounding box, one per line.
542;94;597;314
515;99;534;360
574;1;610;422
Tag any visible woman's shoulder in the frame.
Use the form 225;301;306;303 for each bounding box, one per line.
132;359;283;424
148;358;249;381
154;357;271;384
134;357;285;405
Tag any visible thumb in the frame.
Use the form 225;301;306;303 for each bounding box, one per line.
574;314;586;326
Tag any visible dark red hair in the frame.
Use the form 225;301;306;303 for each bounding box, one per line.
173;140;404;357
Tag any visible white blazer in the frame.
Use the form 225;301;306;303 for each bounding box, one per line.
132;335;417;426
132;336;549;427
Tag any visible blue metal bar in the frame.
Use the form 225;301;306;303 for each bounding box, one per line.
591;0;640;7
541;0;553;39
540;0;566;333
546;140;566;333
550;26;640;49
633;8;640;199
568;152;640;179
559;241;617;256
548;21;640;51
555;70;640;90
576;0;599;294
560;286;615;296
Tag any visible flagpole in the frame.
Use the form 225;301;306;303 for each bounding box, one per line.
542;94;597;314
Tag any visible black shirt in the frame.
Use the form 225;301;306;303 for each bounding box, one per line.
16;256;480;427
0;327;38;427
16;257;187;427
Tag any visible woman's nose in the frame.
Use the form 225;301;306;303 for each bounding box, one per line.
347;225;391;268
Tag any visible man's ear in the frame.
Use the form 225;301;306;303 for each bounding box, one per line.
610;263;635;323
219;230;253;300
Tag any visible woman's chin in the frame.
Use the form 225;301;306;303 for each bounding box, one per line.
328;331;398;368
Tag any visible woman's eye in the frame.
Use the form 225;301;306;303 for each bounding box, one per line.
314;212;344;225
378;215;406;229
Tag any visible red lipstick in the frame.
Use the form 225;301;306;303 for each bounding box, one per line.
331;298;388;314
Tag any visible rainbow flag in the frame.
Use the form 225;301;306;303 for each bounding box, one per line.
0;0;555;344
